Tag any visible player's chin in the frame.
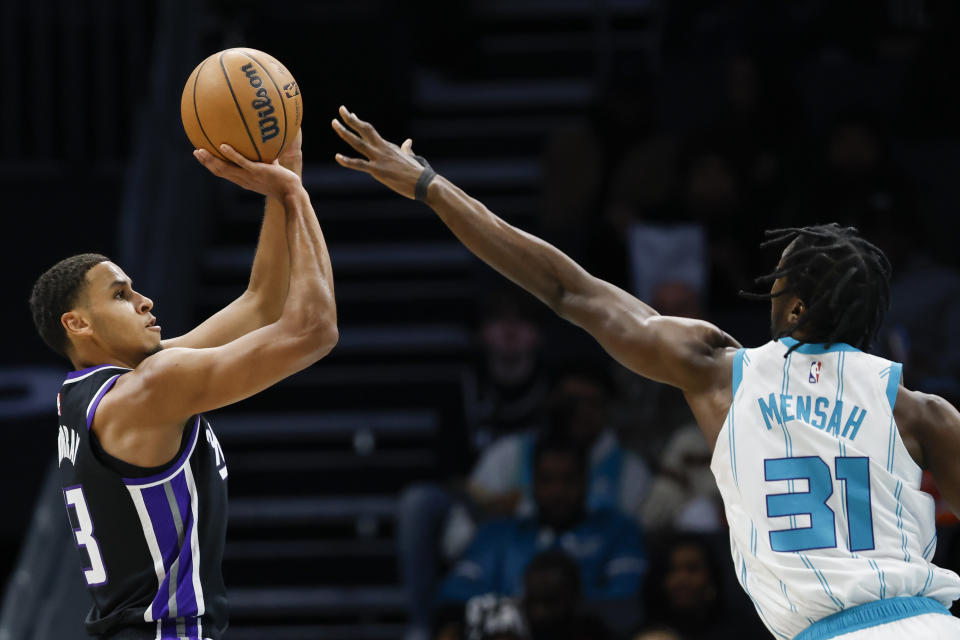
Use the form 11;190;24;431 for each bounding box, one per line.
144;332;164;356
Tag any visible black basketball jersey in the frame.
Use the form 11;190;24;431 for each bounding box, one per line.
56;364;229;639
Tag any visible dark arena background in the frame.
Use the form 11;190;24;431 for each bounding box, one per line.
2;1;960;639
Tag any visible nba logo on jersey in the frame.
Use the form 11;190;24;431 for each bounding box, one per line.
809;361;822;383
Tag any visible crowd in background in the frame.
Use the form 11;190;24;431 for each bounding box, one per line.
1;1;958;639
397;2;960;639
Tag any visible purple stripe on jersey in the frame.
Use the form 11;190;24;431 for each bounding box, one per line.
161;618;177;638
85;374;121;430
141;482;180;621
141;471;203;623
170;471;191;525
153;576;173;623
185;616;199;638
142;483;181;568
171;471;201;618
65;364;121;380
122;416;200;487
174;512;199;617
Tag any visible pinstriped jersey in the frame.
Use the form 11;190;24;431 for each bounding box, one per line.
710;338;960;639
57;364;229;640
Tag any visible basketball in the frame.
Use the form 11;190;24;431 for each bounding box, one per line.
181;48;302;163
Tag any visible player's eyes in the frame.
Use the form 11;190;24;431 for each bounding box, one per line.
115;290;125;299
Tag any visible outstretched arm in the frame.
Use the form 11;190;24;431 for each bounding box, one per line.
331;107;738;392
164;129;304;349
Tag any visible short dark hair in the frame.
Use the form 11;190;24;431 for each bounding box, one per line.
742;224;891;353
29;253;110;358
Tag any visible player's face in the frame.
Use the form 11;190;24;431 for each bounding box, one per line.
769;271;791;338
80;262;162;363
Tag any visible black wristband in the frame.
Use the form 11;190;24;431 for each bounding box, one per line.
413;154;438;202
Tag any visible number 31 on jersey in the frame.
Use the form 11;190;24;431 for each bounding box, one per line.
765;455;875;553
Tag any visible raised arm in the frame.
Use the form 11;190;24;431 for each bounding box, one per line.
163;129;304;349
331;107;737;393
95;145;337;466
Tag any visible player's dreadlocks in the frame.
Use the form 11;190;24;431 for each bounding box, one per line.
741;223;891;354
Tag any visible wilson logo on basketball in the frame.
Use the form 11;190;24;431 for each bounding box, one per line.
240;63;280;143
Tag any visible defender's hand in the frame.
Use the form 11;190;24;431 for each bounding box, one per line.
331;105;426;200
194;144;301;201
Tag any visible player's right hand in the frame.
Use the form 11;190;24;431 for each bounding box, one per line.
194;144;302;201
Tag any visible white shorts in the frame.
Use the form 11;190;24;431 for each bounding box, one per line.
833;612;960;639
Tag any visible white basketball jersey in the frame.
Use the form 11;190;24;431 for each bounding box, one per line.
711;338;960;639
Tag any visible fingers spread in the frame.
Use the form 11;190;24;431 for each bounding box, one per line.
332;118;370;156
335;153;370;171
338;105;381;143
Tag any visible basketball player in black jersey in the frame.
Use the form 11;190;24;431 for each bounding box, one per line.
29;131;338;640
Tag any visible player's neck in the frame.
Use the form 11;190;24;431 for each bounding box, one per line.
70;345;139;371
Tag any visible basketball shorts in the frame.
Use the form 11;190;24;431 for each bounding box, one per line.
795;596;960;640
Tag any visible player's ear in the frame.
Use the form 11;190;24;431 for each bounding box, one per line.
788;297;806;323
62;310;93;339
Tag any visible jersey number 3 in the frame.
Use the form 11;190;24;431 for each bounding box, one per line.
764;456;875;553
64;486;108;586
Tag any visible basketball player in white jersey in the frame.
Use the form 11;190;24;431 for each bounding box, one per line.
332;106;960;639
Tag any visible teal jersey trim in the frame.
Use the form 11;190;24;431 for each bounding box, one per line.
779;337;861;354
886;362;902;411
795;596;950;640
732;348;746;397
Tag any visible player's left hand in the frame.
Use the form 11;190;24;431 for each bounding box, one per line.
194;144;301;201
331;106;427;200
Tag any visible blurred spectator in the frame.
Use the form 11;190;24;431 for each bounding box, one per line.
523;550;611;640
625;224;706;311
399;364;650;640
473;286;550;450
438;436;647;605
461;364;651;531
641;425;723;535
465;595;529;640
642;534;765;639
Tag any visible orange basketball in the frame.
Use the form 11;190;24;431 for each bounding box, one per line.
181;48;302;163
